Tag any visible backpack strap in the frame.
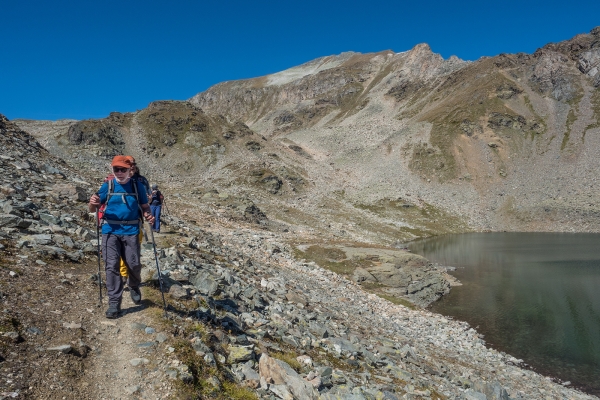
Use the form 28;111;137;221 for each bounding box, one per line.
131;179;144;218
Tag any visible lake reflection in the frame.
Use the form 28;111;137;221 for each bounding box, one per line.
408;233;600;395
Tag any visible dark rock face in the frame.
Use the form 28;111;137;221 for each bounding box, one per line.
245;141;262;151
488;113;526;130
386;79;424;102
261;175;283;194
67;120;125;148
578;49;600;86
496;82;523;99
530;50;575;101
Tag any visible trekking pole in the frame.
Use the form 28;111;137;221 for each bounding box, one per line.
141;224;149;243
148;220;168;318
95;208;103;305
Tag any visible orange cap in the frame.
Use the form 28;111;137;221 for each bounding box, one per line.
111;155;132;168
125;155;136;165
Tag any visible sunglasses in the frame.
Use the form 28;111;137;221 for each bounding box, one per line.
112;167;129;173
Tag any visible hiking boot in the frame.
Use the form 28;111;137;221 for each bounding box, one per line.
130;287;142;305
105;303;120;319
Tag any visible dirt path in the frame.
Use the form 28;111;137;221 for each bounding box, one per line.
84;237;175;400
84;295;165;399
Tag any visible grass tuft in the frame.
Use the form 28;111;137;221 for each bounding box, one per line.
271;350;303;373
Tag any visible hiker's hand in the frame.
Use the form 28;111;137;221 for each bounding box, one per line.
143;211;155;224
89;194;100;207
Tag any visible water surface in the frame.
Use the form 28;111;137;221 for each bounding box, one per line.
408;233;600;395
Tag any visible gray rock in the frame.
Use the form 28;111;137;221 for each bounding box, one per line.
286;291;308;305
353;267;377;283
47;345;72;354
472;381;511;400
62;322;82;330
259;353;316;399
204;352;217;366
320;386;366;400
165;369;178;379
191;337;211;354
241;361;260;389
169;284;190;300
39;213;59;225
156;332;168;343
325;337;359;356
131;322;147;331
177;364;193;383
0;213;26;228
228;345;255;364
206;375;221;388
3;331;20;342
26;327;42;335
129;358;150;366
463;390;488;400
52;184;88;202
190;270;220;296
308;321;329;338
125;385;141;395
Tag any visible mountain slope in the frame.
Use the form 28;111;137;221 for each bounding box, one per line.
15;27;600;244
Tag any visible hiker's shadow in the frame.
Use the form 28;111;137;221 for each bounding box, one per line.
120;300;150;317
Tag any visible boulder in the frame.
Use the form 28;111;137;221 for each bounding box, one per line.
0;213;27;228
353;267;376;283
241;361;260;388
259;354;316;400
52;184;89;202
169;285;190;300
285;291;308;305
190;271;220;296
227;345;255;364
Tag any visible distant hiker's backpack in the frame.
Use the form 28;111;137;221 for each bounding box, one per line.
151;190;164;205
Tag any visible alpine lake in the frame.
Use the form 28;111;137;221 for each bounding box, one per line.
408;232;600;396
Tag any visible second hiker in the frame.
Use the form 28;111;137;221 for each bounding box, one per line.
149;184;163;233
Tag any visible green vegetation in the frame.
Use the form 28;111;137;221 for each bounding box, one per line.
292;243;420;309
220;382;259;400
378;294;417;310
584;88;600;135
414;68;522;181
271;350;304;373
143;305;257;400
138;101;217;150
353;198;470;239
293;245;368;277
562;107;576;150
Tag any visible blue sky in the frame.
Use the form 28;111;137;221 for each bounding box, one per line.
1;0;599;121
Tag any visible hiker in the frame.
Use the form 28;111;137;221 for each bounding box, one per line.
127;156;151;242
96;169;132;282
88;155;154;318
127;156;150;192
149;184;163;233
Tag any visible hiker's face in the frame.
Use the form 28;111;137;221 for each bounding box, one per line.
112;167;130;176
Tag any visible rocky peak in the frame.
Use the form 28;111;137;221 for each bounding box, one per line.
401;42;466;79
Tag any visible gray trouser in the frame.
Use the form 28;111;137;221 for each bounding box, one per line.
102;233;142;305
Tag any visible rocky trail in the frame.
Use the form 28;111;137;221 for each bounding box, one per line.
2;113;599;400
